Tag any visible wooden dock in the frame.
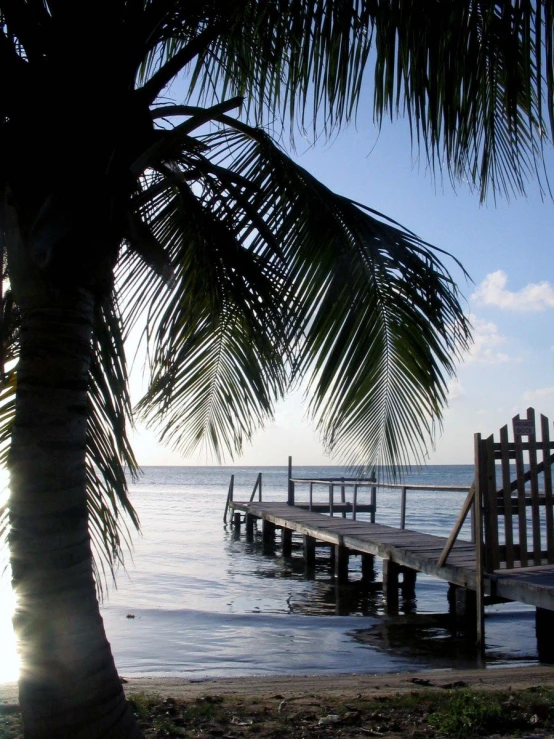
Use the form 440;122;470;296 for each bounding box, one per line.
226;408;554;660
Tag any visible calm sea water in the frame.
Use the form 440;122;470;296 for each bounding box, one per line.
0;465;541;683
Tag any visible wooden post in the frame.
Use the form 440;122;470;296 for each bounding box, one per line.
303;534;316;568
245;513;255;541
353;484;358;520
382;559;400;611
454;587;478;638
361;553;375;582
401;567;417;598
282;528;293;557
474;433;486;650
309;481;313;511
233;511;241;530
370;471;377;523
340;477;346;518
263;520;276;553
287;456;294;505
334;545;349;583
536;607;554;663
329;483;334;516
400;486;407;529
224;474;235;523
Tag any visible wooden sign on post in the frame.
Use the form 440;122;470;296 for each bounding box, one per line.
514;419;535;436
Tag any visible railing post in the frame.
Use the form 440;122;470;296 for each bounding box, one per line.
353;484;358;520
329;482;334;516
249;472;261;502
400;486;407;529
474;433;486;652
259;471;262;501
287;456;294;505
340;476;346;518
370;470;376;523
309;481;313;511
224;474;234;523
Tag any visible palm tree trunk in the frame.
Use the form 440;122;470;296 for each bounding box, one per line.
8;289;142;738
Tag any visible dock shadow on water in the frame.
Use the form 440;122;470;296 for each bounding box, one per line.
84;466;544;680
236;529;540;672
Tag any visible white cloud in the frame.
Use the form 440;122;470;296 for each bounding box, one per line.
447;379;464;401
464;315;511;364
471;270;554;312
523;387;554;403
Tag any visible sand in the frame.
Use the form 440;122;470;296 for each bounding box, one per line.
3;665;553;706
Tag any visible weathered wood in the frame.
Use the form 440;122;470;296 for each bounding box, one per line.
303;534;316;568
334;545;349;582
361;553;375;582
400;487;407;530
340;478;347;519
287;456;294;505
370;483;376;524
474;434;486;651
232;497;554;614
249;472;263;502
282;528;292;557
454;587;478;638
246;513;255;541
438;483;475;567
500;424;515;567
543;414;554;564
382;559;400;611
536;607;554;663
224;474;235;523
401;567;417;598
263;519;276;553
513;414;529;567
484;434;500;571
526;408;542;565
233;511;241;530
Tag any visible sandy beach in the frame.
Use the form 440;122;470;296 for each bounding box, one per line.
2;665;554;705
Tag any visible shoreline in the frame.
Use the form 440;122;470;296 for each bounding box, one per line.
2;665;554;705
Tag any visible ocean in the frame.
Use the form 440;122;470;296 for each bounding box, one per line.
0;465;541;684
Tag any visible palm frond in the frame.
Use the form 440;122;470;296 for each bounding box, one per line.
87;294;140;592
128;115;469;470
371;1;551;201
126;165;289;460
206;119;470;470
138;1;553;200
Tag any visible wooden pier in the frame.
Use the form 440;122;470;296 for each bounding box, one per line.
226;408;554;659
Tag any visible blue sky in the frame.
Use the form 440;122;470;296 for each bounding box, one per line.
130;109;554;467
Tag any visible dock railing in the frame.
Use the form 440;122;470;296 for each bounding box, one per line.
288;476;472;526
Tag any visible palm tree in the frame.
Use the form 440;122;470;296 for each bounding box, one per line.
0;2;551;737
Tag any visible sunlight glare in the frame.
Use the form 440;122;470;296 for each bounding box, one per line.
0;467;20;683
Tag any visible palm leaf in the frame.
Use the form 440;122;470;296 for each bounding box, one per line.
138;2;553;201
126;165;289;460
130;115;469;470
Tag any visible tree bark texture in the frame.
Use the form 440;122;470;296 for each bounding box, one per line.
8;290;142;738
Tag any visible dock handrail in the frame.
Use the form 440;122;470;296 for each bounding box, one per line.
290;476;471;528
249;472;262;502
223;474;234;523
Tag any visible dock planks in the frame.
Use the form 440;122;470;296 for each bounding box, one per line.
231;500;554;610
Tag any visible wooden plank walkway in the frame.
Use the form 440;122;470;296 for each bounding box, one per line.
231;500;554;609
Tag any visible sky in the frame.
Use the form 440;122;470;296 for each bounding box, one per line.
129;102;554;468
